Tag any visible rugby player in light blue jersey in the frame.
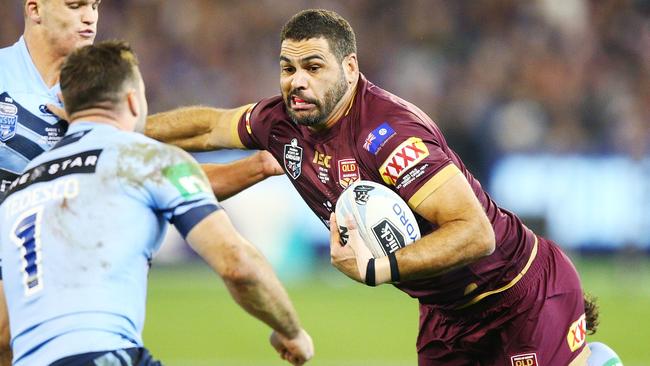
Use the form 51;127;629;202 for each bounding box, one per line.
0;41;314;366
0;2;99;362
0;1;284;363
0;0;99;193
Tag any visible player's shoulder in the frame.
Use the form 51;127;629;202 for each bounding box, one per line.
362;79;426;122
0;40;22;85
113;131;193;163
0;40;19;61
360;77;439;130
250;95;286;120
355;77;443;157
108;131;201;190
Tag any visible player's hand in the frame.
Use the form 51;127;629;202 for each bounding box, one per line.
270;329;314;365
254;150;283;177
45;103;68;121
46;92;68;121
329;213;373;283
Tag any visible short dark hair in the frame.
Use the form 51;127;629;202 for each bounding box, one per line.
60;40;139;116
280;9;357;61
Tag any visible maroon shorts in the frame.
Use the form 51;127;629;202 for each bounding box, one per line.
417;236;588;366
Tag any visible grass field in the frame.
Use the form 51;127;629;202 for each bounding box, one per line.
144;256;650;365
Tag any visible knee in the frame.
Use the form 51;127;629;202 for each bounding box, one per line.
587;342;623;366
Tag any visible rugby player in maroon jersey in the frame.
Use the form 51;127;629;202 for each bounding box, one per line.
146;8;623;366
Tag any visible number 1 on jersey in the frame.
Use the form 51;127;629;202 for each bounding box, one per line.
11;207;44;296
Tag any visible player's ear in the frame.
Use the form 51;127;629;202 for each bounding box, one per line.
342;53;359;85
25;0;42;24
126;90;140;118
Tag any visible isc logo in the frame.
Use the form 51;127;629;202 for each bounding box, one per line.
510;353;538;366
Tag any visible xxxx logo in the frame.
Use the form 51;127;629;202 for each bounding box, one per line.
566;313;587;352
379;137;429;185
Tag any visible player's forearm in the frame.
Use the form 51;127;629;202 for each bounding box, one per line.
0;348;11;366
396;217;494;281
145;105;248;151
187;212;302;338
0;283;11;366
202;158;266;201
220;248;302;339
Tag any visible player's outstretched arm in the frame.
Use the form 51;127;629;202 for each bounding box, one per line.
186;210;314;365
202;151;283;200
144;105;252;151
0;282;12;366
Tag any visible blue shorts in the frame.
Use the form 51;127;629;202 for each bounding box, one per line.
49;347;162;366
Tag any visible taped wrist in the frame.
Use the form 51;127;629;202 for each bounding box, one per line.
388;252;400;283
365;259;376;286
365;253;400;286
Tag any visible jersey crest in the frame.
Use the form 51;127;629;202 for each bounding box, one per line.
338;158;359;188
284;138;303;179
510;353;538;366
0;101;18;142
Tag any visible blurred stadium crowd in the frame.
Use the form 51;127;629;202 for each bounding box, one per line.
5;1;648;170
3;0;649;250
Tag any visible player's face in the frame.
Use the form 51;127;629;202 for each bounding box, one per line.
40;0;100;56
280;38;349;127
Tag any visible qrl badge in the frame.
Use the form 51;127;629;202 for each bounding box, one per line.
510;353;538;366
338;158;359;188
567;313;587;352
0;101;18;142
284;138;303;179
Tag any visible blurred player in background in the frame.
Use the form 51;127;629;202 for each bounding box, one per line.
0;40;313;366
0;1;284;363
146;8;624;366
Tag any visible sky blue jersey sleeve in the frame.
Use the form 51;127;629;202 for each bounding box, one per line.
117;141;221;238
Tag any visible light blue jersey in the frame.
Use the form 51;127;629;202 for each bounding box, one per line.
0;121;220;366
0;37;68;192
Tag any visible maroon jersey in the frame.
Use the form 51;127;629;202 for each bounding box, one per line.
237;74;537;310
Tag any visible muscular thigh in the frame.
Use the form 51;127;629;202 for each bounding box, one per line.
492;239;588;366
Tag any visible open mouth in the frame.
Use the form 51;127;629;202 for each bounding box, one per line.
291;95;317;111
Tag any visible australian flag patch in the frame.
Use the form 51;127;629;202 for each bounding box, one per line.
363;122;395;155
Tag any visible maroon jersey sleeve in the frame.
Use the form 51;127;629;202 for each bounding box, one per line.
236;96;285;150
363;117;461;209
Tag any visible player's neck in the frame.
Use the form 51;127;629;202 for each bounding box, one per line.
69;108;133;132
310;80;358;133
23;30;65;88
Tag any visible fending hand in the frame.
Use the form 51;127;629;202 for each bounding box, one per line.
270;329;314;366
254;150;283;177
46;103;68;121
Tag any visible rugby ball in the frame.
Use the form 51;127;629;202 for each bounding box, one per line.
335;180;420;258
